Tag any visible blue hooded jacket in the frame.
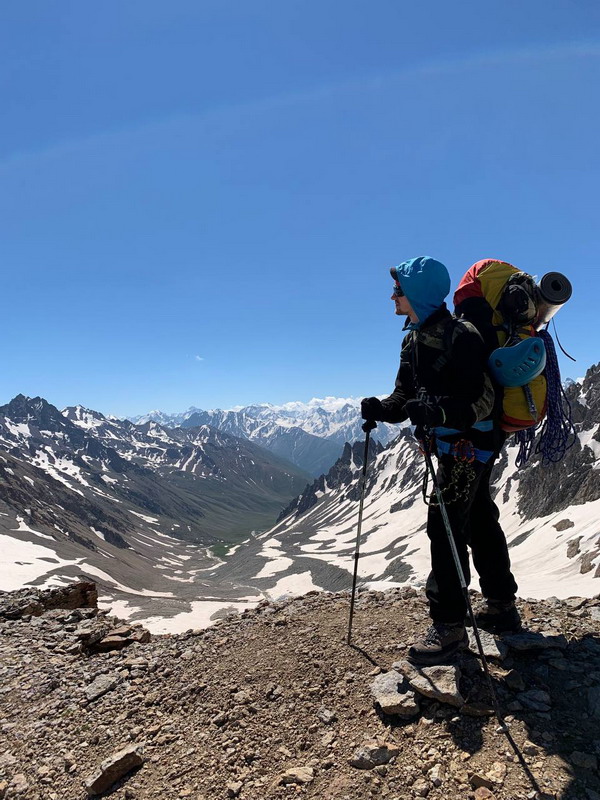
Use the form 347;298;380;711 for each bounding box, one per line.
391;256;451;330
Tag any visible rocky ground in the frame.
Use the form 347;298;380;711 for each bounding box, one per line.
0;583;599;800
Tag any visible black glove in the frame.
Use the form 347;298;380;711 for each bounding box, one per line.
361;396;384;422
404;397;445;430
362;419;377;433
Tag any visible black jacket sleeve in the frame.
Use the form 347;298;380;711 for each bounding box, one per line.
379;333;417;424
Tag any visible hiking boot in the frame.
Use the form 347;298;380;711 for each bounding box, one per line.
474;600;521;633
407;621;468;665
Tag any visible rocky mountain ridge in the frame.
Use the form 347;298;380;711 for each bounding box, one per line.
133;400;401;476
0;580;598;799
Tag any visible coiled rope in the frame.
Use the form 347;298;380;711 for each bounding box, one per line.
514;329;576;467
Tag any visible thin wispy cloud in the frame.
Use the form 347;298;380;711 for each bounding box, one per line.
195;355;205;362
0;39;598;174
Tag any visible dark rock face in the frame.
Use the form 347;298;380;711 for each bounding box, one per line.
0;581;97;620
516;363;600;519
277;438;384;521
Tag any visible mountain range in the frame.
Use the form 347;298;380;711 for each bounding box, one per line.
132;399;400;476
0;365;598;632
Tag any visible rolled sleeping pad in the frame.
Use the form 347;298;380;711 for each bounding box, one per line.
535;272;572;330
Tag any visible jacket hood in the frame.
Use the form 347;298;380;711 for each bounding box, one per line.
391;256;451;329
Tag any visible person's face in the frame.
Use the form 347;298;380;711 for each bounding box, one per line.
391;285;418;322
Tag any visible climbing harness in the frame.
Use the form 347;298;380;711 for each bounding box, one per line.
421;444;477;506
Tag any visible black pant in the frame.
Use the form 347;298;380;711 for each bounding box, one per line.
425;455;518;623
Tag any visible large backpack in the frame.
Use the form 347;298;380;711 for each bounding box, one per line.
454;259;547;432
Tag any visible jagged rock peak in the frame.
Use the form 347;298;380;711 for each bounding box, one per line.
1;394;71;430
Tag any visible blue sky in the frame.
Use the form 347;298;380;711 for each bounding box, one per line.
1;1;598;417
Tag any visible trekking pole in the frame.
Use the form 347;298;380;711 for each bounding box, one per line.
419;433;507;730
347;424;374;646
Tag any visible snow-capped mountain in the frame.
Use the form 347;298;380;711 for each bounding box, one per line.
132;398;401;476
0;395;312;618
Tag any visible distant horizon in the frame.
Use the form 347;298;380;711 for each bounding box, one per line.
2;358;596;423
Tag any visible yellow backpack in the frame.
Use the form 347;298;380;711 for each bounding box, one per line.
454;259;546;432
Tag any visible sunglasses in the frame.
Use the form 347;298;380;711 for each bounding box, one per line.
393;283;405;297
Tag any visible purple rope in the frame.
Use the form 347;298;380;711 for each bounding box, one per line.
514;330;576;467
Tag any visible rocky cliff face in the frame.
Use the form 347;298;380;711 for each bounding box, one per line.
0;580;599;799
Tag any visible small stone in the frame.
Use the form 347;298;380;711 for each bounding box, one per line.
321;732;335;747
412;777;430;797
504;669;526;691
84;744;145;796
232;691;251;705
473;789;496;799
9;775;29;794
393;660;464;707
517;690;552;712
96;635;131;651
571;751;598;770
350;740;400;770
280;766;314;785
226;782;242;797
486;762;507;785
469;772;495;790
84;674;119;703
370;670;420;717
523;741;540;756
460;702;494;717
467;629;508;660
428;763;444;787
317;706;337;724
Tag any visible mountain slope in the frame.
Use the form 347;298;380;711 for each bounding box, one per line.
0;395;311;612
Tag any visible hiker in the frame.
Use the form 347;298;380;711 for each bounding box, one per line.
361;256;520;665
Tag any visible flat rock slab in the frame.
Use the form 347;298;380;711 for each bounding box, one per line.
393;660;465;708
502;632;567;651
84;744;145;796
517;689;552;712
84;674;119;703
280;767;314;785
467;629;508;660
370;670;420;717
350;740;400;770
